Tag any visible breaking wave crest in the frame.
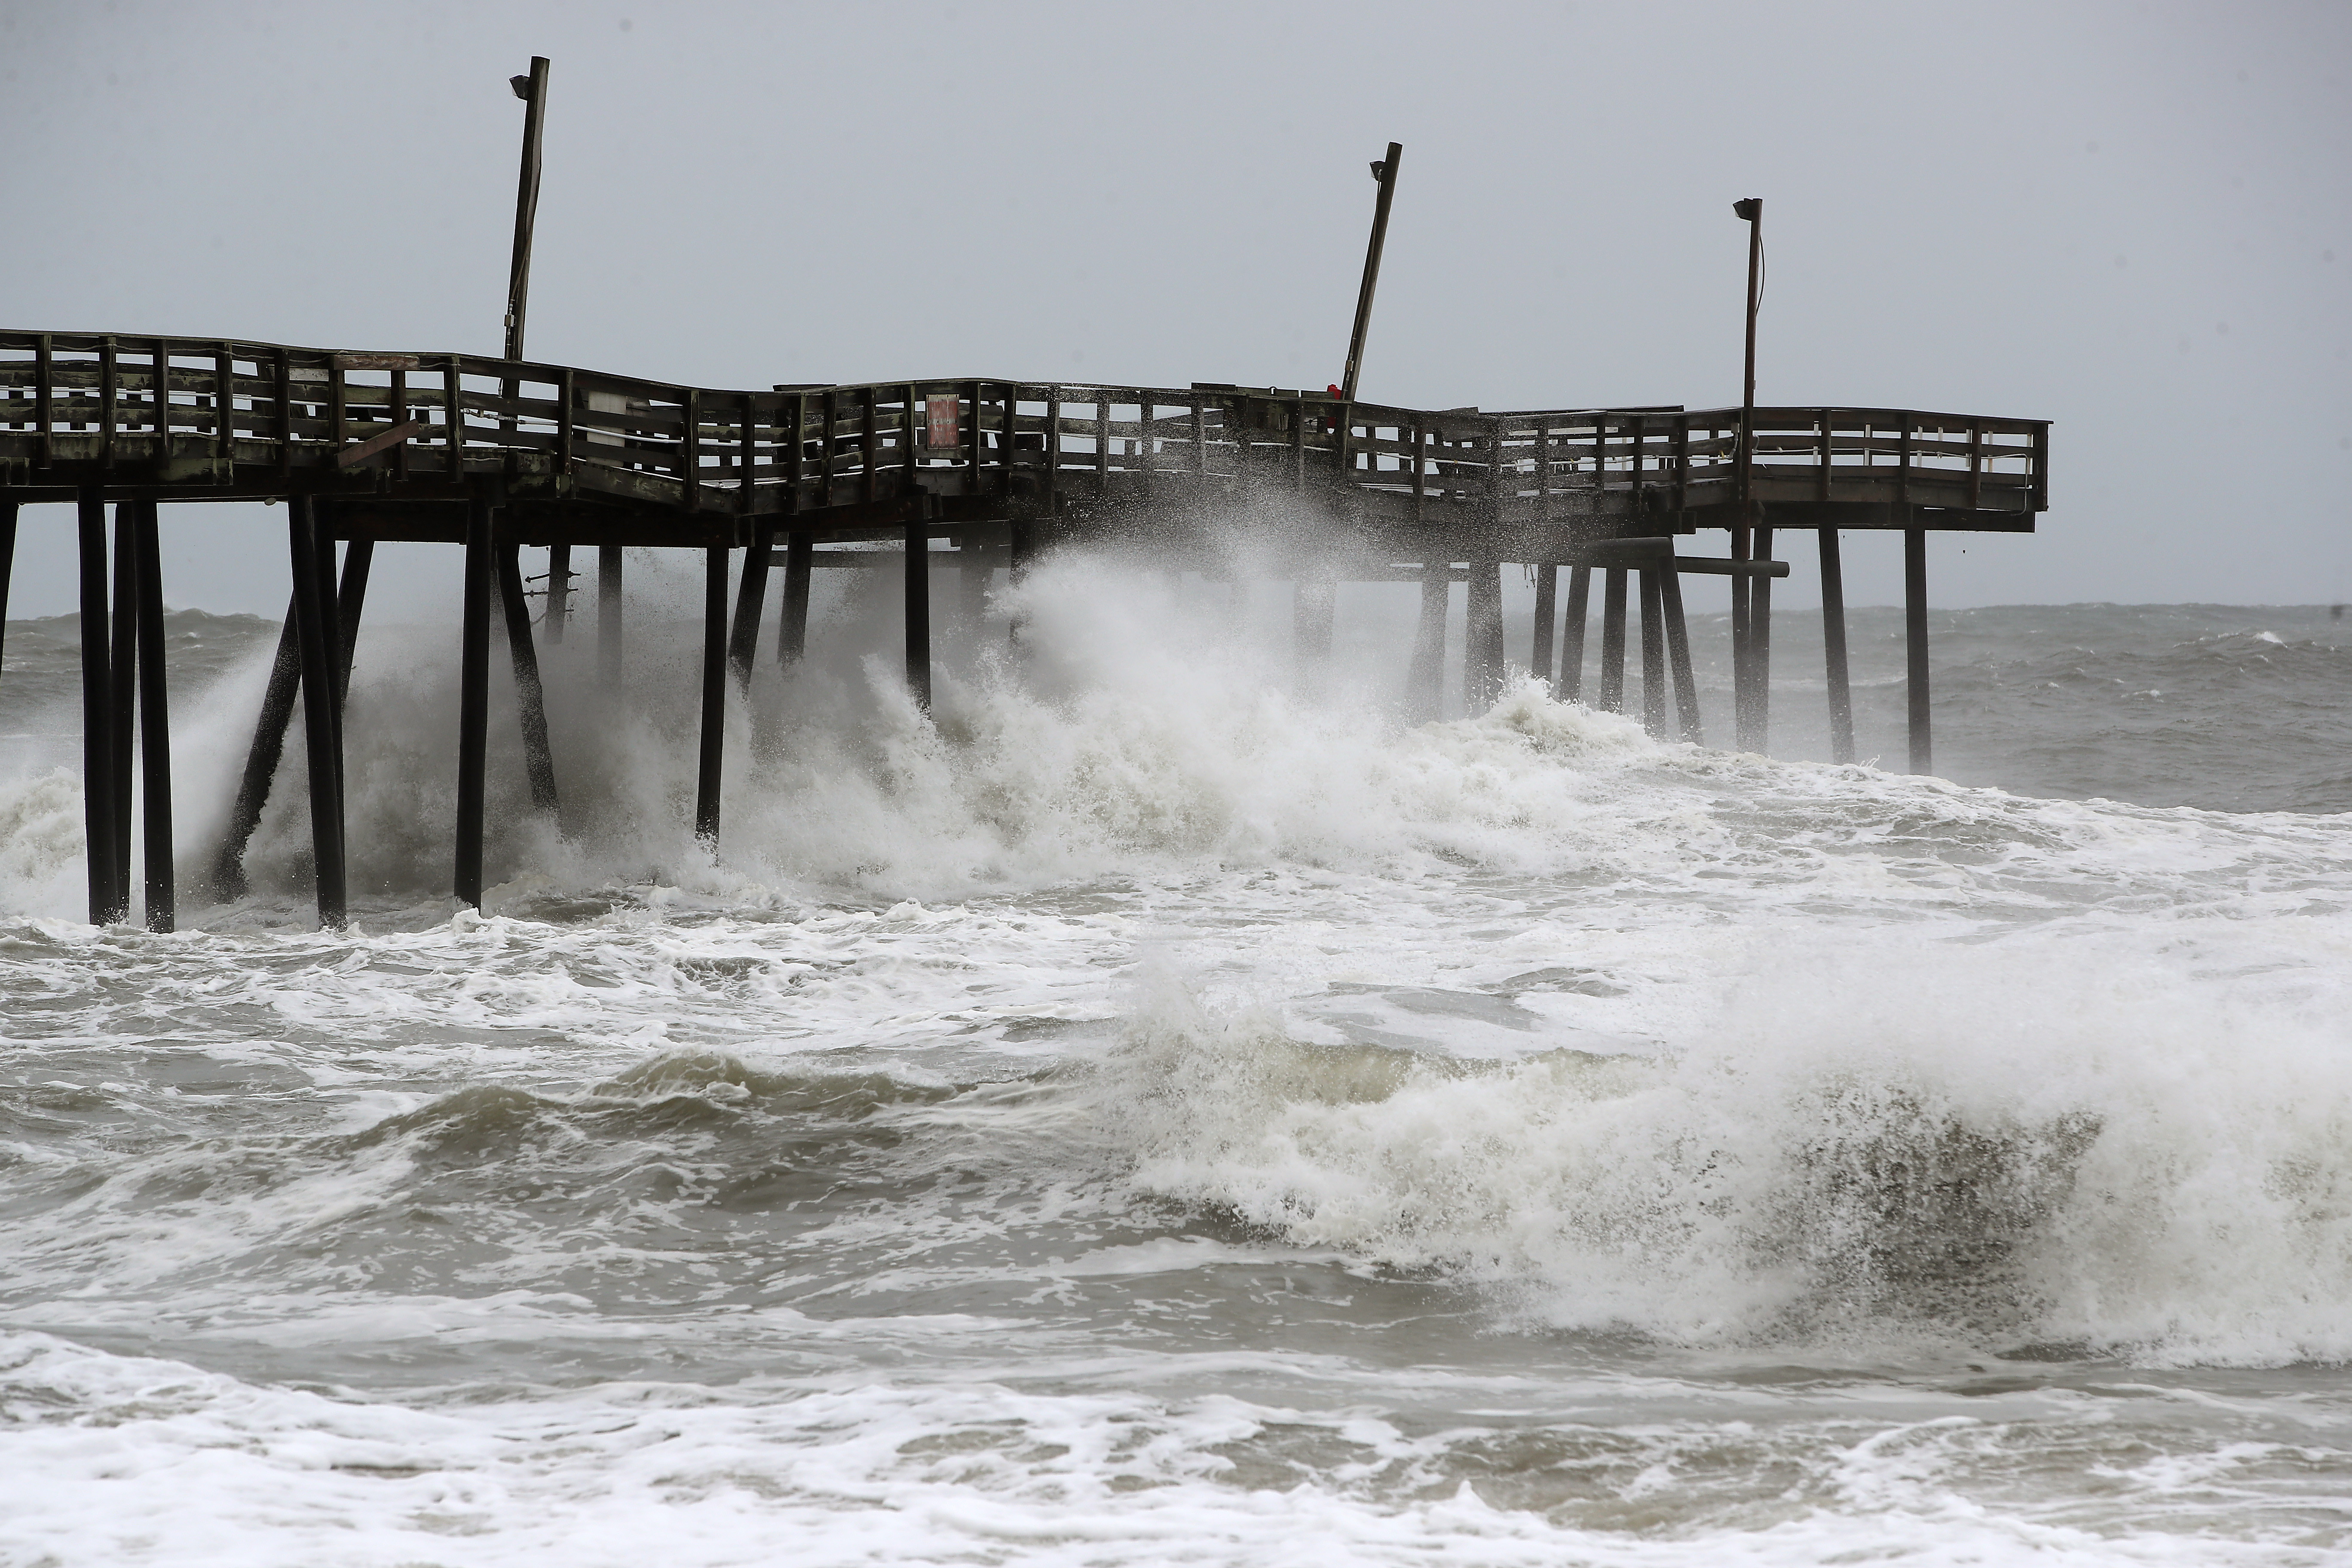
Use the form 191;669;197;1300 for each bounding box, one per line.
1106;928;2352;1363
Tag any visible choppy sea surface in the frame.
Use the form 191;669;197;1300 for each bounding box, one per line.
3;563;2351;1566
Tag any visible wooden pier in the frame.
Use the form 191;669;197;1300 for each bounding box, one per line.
0;61;2055;930
0;332;2047;929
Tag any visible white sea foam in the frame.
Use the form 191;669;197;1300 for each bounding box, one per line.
3;1329;2339;1568
5;574;2352;1561
1106;906;2352;1361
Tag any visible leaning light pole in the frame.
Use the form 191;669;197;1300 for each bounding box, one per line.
504;58;575;637
505;58;551;364
1341;143;1403;403
1302;143;1405;698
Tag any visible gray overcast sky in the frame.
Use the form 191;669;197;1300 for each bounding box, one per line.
2;0;2347;615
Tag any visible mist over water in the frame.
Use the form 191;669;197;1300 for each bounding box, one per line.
4;554;2352;1565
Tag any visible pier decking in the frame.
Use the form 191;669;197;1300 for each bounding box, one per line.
0;333;2043;548
0;329;2049;933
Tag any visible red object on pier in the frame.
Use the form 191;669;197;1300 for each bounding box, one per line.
925;394;959;450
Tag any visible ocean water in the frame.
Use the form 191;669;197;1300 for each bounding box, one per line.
3;557;2351;1566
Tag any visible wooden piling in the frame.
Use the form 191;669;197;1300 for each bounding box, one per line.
213;615;300;899
1597;567;1627;714
728;521;775;693
1905;526;1931;775
454;496;493;907
597;545;622;689
311;511;344;822
0;502;15;689
77;486;121;925
1657;565;1704;745
1751;523;1774;753
132;498;174;932
1638;568;1669;736
495;539;560;816
544;543;570;645
213;543;368;902
1730;520;1753;747
1818;527;1855;763
1559;565;1590;703
778;532;812;666
286;499;346;928
696;545;728;842
335;538;373;706
1004;516;1034;649
1464;559;1502;712
904;524;933;709
1530;563;1558;691
109;504;136;910
1406;563;1447;721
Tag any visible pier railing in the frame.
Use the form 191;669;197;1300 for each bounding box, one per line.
0;332;2046;528
0;331;2054;935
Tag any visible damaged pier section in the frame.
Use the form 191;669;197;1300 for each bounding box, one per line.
0;332;2047;928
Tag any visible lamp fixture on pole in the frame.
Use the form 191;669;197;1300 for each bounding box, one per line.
505;57;551;363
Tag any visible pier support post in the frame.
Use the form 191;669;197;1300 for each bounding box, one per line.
597;545;622;691
0;502;15;692
778;531;812;667
960;544;990;647
1730;521;1754;747
1004;517;1035;649
455;496;493;907
1559;565;1590;703
904;523;933;710
1905;527;1932;775
1406;563;1447;721
1638;568;1669;737
1597;567;1627;714
287;499;346;929
214;616;299;898
1751;524;1774;753
697;546;729;843
77;486;121;925
335;537;373;705
1530;562;1557;692
132;499;174;932
729;522;775;694
495;539;559;817
212;542;368;901
311;508;344;822
1658;566;1704;744
545;544;570;645
1464;559;1503;712
110;504;137;910
1819;527;1854;763
1293;572;1335;701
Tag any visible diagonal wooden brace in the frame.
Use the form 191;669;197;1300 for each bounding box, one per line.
335;420;426;469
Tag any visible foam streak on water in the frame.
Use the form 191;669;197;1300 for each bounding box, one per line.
3;568;2351;1564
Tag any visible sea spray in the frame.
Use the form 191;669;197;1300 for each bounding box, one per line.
1105;927;2352;1361
5;580;2352;1561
